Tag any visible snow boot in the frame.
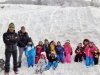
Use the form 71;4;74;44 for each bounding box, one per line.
53;66;56;70
5;72;9;75
35;70;39;74
40;70;43;74
14;70;18;74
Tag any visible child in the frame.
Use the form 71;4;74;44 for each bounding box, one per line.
46;52;58;70
82;39;90;60
24;38;36;67
43;39;50;59
35;52;48;74
64;40;72;63
74;43;83;62
84;41;97;67
35;41;43;64
50;41;56;54
93;47;99;65
56;41;64;63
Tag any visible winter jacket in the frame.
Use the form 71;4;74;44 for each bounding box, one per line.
24;44;36;57
3;30;19;51
64;44;72;54
17;30;29;47
75;47;83;54
48;56;58;63
37;58;48;66
56;45;64;54
50;44;56;54
84;45;97;57
43;44;50;54
36;45;43;55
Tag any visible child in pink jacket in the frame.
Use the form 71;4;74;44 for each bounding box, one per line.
84;41;97;67
64;40;72;63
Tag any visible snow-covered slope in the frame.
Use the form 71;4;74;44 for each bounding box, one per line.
0;0;100;7
0;4;100;75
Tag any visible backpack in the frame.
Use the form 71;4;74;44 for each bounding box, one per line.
0;59;5;72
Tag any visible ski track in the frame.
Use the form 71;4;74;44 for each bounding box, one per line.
0;4;100;75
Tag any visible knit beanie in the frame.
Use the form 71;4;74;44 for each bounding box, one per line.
41;52;46;58
8;23;15;28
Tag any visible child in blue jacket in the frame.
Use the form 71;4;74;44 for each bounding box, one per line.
56;41;64;63
25;38;36;67
46;52;58;70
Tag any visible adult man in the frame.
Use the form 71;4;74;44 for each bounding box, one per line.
17;26;29;68
3;23;19;75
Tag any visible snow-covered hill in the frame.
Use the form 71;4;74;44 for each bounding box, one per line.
0;4;100;75
0;0;100;7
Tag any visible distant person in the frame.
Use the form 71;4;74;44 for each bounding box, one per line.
43;39;50;59
35;52;48;74
56;41;64;63
84;41;97;68
63;40;72;63
50;41;56;54
45;52;58;70
24;38;36;68
82;39;90;60
74;43;83;62
3;23;19;75
35;41;43;64
17;26;29;68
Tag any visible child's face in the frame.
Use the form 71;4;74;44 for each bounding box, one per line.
51;54;55;57
89;43;93;47
84;41;88;45
45;41;49;45
41;55;45;59
78;44;82;48
39;41;42;45
28;42;32;45
57;42;61;46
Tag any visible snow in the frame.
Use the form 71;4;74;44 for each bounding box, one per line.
0;0;100;7
0;4;100;75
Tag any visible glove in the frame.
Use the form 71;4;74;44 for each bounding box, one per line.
70;52;72;55
64;52;66;57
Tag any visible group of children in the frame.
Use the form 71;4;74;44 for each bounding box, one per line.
24;38;100;74
74;39;100;67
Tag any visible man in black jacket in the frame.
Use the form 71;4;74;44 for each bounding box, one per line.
3;23;19;75
17;26;29;68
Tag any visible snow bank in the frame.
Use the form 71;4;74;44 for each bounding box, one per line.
0;4;100;75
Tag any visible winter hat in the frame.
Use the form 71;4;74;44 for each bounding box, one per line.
66;40;70;43
51;51;56;55
89;41;94;44
41;52;46;58
8;22;15;28
28;38;32;42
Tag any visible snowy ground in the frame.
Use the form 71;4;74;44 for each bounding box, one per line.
0;4;100;75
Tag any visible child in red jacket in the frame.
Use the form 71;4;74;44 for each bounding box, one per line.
35;41;43;64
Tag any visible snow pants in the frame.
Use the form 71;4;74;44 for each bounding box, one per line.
27;56;35;67
36;65;46;71
86;56;93;66
57;53;64;61
64;54;71;63
74;54;82;62
46;61;58;69
5;50;17;72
